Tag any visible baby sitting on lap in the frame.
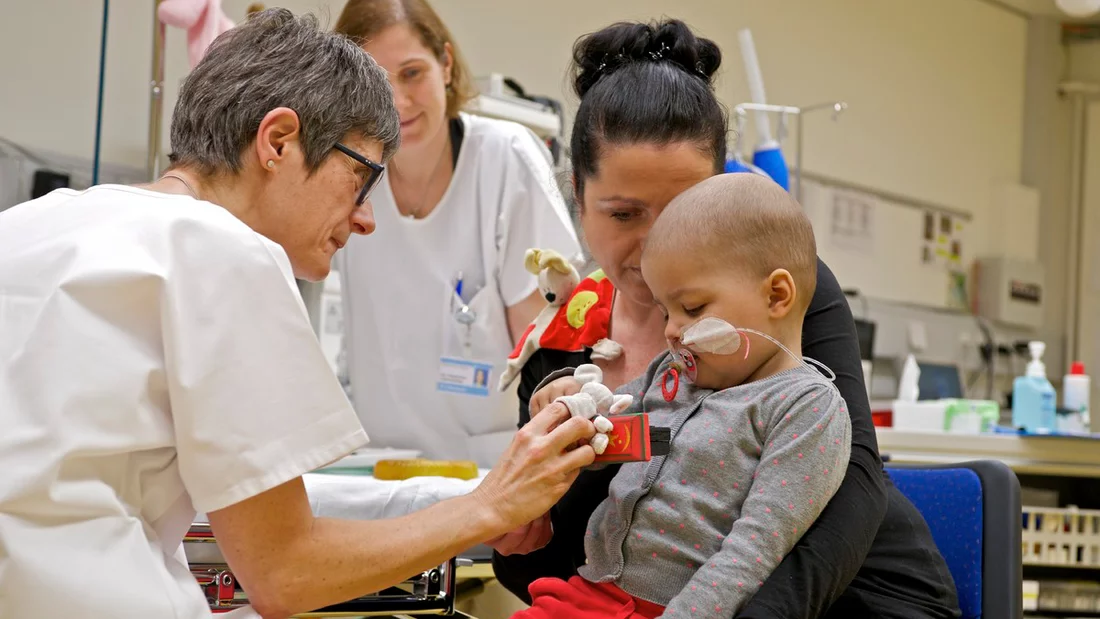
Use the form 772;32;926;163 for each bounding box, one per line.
512;173;852;619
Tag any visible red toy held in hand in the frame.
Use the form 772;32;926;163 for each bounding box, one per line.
498;249;622;392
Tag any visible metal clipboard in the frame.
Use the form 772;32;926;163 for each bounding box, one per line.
185;522;461;616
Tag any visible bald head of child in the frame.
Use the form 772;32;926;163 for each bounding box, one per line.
641;173;818;338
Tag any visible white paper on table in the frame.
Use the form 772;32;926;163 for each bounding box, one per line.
303;470;490;520
192;470;488;524
188;470;490;564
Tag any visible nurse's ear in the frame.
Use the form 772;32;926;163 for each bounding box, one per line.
253;107;302;172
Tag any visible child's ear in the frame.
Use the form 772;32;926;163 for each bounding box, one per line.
766;269;797;319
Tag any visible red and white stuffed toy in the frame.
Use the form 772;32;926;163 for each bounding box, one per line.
498;249;623;392
497;248;580;391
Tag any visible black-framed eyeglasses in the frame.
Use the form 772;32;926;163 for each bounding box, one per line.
334;142;385;206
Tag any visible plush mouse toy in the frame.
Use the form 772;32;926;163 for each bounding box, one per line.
158;0;235;69
554;364;633;454
498;249;581;391
498;249;623;391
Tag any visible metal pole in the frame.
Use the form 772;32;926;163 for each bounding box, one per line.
1064;91;1087;367
148;0;166;181
92;0;109;185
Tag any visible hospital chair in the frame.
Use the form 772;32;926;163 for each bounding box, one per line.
886;460;1022;619
185;522;478;617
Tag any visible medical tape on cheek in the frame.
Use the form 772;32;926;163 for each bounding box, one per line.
681;317;745;357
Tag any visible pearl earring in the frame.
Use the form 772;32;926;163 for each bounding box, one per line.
266;160;275;169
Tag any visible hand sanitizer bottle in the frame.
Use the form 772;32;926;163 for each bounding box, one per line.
1012;341;1057;433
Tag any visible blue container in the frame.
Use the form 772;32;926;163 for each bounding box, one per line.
752;145;790;191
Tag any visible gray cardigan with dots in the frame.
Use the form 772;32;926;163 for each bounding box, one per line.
577;353;851;617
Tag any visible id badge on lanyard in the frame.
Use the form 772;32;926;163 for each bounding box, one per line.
437;271;493;397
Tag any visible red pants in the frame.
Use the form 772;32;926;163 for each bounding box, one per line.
510;576;666;619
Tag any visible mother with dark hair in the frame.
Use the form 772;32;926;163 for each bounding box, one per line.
492;19;961;619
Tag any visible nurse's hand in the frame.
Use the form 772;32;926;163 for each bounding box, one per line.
530;376;582;417
485;512;553;556
474;402;595;532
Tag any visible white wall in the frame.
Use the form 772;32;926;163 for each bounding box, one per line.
1020;17;1072;378
439;0;1029;312
1;0;1027;308
1075;98;1100;425
444;0;1026;217
1067;37;1100;81
1064;41;1100;426
0;0;336;169
3;1;1026;194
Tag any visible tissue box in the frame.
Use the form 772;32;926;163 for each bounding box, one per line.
892;400;949;432
943;399;999;433
892;399;999;433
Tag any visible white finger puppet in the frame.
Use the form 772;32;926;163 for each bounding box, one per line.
554;364;634;454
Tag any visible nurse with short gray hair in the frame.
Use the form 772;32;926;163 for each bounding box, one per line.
0;9;595;617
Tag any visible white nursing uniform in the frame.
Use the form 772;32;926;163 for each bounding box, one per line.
338;113;579;467
0;186;367;617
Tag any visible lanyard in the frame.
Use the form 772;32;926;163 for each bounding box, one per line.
451;271;477;357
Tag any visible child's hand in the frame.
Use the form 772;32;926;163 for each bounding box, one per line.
530;377;582;417
485;512;553;556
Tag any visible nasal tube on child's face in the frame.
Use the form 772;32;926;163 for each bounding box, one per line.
681;317;742;355
676;318;837;382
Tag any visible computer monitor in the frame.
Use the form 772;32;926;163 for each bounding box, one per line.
916;362;963;400
853;319;875;361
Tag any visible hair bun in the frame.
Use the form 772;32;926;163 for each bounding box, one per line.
572;19;722;99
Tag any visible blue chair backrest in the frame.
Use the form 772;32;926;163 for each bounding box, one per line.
887;467;983;619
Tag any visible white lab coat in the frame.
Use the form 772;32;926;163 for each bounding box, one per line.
0;186;367;617
337;113;580;467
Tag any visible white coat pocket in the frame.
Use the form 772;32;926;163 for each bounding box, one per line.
436;278;519;458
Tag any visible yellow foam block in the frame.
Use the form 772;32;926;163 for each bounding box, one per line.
373;459;479;481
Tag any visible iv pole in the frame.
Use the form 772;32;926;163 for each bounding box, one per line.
146;3;265;180
731;101;848;202
148;0;166;181
93;0;110;185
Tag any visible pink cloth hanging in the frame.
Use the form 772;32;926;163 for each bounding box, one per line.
157;0;235;69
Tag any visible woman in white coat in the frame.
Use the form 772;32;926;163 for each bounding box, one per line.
0;10;594;617
334;0;581;467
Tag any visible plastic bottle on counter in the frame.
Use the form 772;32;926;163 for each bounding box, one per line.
1012;341;1056;433
1061;361;1090;433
